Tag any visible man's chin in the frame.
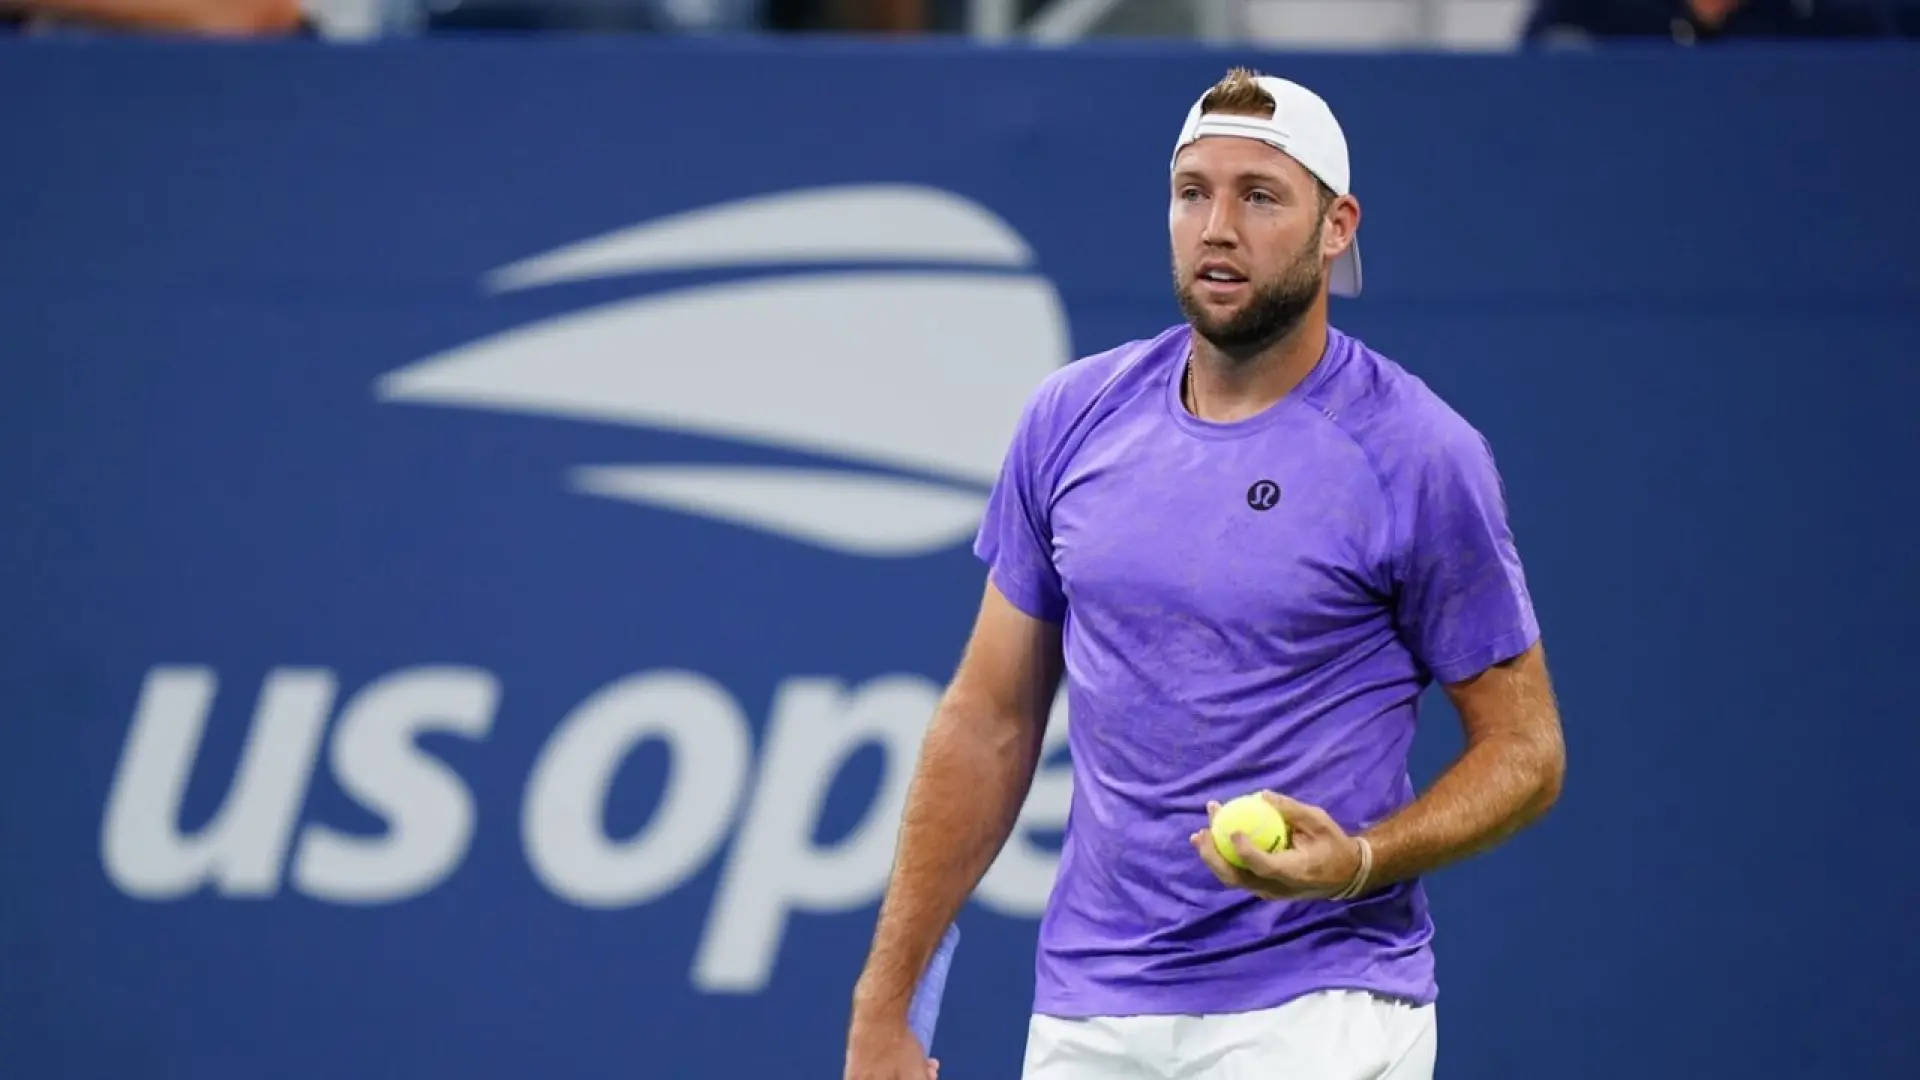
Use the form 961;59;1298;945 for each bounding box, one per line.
1182;289;1317;354
1179;297;1250;340
1191;312;1271;350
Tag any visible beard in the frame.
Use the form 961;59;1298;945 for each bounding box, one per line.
1173;225;1324;356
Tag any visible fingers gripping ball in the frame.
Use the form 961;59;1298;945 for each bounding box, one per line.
1210;793;1290;869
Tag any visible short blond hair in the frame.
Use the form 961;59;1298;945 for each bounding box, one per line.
1195;66;1333;212
1198;67;1276;120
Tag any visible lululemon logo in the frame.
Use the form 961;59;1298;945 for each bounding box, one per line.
1247;480;1280;511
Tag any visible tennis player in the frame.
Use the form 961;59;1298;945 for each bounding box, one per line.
846;67;1566;1080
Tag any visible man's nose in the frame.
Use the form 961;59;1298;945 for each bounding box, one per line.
1201;199;1237;246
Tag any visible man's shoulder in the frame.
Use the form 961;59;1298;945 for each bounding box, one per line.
1018;323;1185;439
1316;330;1489;478
1320;328;1497;488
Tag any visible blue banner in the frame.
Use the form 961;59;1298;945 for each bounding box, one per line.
4;38;1918;1079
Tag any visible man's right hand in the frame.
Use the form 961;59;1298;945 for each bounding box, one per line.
844;1015;939;1080
845;578;1062;1080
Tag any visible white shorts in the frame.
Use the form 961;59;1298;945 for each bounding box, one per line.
1021;989;1436;1079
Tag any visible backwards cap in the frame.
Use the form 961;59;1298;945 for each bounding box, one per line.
1171;74;1362;298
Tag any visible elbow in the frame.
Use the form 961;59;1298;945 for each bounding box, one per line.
1526;736;1566;821
930;688;1043;763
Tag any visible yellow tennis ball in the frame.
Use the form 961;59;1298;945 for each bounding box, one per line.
1210;793;1290;870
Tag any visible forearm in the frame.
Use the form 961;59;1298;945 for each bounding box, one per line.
1363;728;1562;889
851;692;1040;1021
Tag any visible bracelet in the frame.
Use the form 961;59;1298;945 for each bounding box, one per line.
1331;837;1373;901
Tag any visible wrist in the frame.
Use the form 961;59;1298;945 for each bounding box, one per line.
1329;835;1374;900
850;979;911;1027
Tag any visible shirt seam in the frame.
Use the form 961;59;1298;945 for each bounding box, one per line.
1040;325;1188;500
1297;398;1401;585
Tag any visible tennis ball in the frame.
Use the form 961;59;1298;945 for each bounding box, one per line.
1210;793;1290;870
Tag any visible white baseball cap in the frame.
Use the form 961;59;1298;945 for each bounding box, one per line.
1171;75;1362;298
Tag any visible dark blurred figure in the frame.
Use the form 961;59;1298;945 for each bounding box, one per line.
427;0;925;33
1525;0;1909;42
765;0;924;30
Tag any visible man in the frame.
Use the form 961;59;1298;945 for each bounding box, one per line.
1524;0;1901;42
0;0;303;33
765;0;926;30
845;68;1565;1080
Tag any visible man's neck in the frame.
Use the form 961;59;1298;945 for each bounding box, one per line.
1185;303;1329;423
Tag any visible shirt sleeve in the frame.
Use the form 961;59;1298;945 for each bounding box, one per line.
1391;421;1540;684
972;388;1068;624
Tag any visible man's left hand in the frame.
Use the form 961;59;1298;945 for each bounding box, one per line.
1189;791;1363;901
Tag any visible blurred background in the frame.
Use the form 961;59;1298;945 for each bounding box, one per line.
8;0;1920;43
3;3;1917;1079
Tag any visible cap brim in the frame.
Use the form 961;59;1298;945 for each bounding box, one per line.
1331;240;1362;298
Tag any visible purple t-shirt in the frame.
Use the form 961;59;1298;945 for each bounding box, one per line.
974;323;1540;1019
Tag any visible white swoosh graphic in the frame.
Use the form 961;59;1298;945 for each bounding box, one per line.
378;270;1065;485
486;185;1034;293
382;185;1069;557
571;465;986;557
